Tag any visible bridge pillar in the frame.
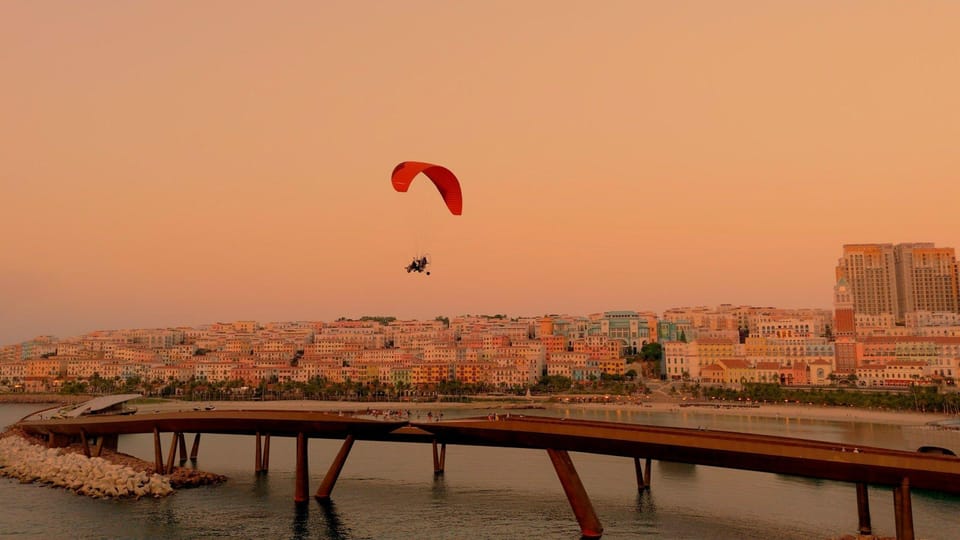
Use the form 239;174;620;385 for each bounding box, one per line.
79;432;113;458
190;433;201;461
433;440;446;475
92;435;106;457
262;434;271;472
893;477;914;540
80;430;91;458
153;428;164;474
255;432;263;473
316;434;356;501
294;432;309;503
856;483;871;535
547;448;603;539
178;433;188;464
634;457;652;491
165;432;179;474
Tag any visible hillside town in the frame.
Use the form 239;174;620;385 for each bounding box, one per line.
2;242;960;397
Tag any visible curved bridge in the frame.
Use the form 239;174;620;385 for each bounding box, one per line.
18;411;960;539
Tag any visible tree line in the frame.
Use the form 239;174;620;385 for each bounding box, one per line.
695;383;960;414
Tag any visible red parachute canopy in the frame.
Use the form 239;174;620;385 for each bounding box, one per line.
391;161;463;215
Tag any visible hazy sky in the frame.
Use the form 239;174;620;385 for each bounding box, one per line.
2;2;958;345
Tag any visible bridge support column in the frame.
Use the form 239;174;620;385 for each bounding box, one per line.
165;432;179;474
80;430;91;458
262;434;271;472
153;428;164;474
856;483;871;535
547;448;603;539
893;477;914;540
92;435;106;458
178;433;188;465
294;433;309;503
255;432;263;473
634;457;652;491
316;434;355;501
433;440;446;475
190;433;201;461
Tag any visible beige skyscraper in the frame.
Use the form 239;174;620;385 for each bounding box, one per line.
894;243;959;316
836;243;960;324
835;244;899;320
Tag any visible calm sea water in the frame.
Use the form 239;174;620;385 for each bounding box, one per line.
2;403;959;539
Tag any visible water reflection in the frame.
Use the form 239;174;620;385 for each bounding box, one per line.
636;488;658;514
251;472;270;497
292;499;352;540
292;501;310;539
431;473;448;500
316;499;349;539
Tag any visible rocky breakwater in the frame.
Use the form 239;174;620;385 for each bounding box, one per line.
0;430;226;499
0;433;172;498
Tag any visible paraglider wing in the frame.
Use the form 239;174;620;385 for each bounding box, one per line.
391;161;463;215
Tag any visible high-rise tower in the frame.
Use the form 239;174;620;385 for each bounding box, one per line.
835;244;899;320
837;242;960;325
894;243;959;316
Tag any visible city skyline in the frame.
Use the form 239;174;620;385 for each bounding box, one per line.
0;304;792;347
3;3;959;345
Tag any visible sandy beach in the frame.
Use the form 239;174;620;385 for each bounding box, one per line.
133;397;952;427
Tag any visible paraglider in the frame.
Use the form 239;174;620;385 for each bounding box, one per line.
391;161;462;216
392;161;461;275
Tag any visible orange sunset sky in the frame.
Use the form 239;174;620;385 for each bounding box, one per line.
2;2;958;345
